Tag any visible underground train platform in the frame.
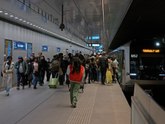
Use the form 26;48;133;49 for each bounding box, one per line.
0;82;130;124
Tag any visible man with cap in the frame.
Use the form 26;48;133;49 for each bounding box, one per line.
15;56;28;90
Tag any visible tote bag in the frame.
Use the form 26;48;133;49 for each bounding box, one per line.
48;74;59;88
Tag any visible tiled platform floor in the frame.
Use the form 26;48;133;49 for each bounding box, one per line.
0;82;130;124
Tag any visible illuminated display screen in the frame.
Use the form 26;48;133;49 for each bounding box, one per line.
142;49;160;53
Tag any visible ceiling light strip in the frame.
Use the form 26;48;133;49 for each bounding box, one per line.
0;8;91;50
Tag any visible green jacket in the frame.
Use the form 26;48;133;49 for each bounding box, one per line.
15;61;28;75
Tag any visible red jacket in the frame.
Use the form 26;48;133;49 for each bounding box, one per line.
69;65;85;83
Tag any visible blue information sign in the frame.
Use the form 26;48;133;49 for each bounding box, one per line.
13;41;26;50
42;45;48;52
57;47;61;53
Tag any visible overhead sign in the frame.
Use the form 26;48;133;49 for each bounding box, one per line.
87;43;100;47
92;44;100;47
86;35;100;40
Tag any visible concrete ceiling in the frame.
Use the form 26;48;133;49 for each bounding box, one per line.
2;0;165;51
30;0;132;50
110;0;165;49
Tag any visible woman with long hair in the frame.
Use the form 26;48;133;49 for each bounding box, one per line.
67;57;85;108
2;56;14;96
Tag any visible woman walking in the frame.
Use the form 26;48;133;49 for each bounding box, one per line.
67;57;85;108
2;56;14;96
106;57;113;85
32;57;39;89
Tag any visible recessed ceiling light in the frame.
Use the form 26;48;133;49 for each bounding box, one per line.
155;42;160;47
10;15;14;18
14;17;18;19
4;12;8;15
0;10;3;13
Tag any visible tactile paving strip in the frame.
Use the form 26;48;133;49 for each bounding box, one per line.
66;84;98;124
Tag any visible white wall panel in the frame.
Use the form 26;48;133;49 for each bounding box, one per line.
0;20;91;63
4;22;8;38
0;21;3;36
12;24;17;40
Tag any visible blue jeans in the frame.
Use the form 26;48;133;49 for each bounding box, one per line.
32;74;39;87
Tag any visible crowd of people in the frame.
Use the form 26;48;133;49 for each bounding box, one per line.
1;51;119;108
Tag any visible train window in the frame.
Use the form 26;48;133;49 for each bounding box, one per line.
130;40;165;80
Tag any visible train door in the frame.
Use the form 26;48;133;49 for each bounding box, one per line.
117;50;124;83
130;40;165;80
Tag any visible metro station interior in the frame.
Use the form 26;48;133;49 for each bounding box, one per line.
0;0;165;124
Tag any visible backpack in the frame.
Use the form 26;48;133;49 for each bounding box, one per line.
99;57;107;69
50;60;60;71
19;63;24;73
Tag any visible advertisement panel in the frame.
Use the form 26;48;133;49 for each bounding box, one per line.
27;43;32;58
